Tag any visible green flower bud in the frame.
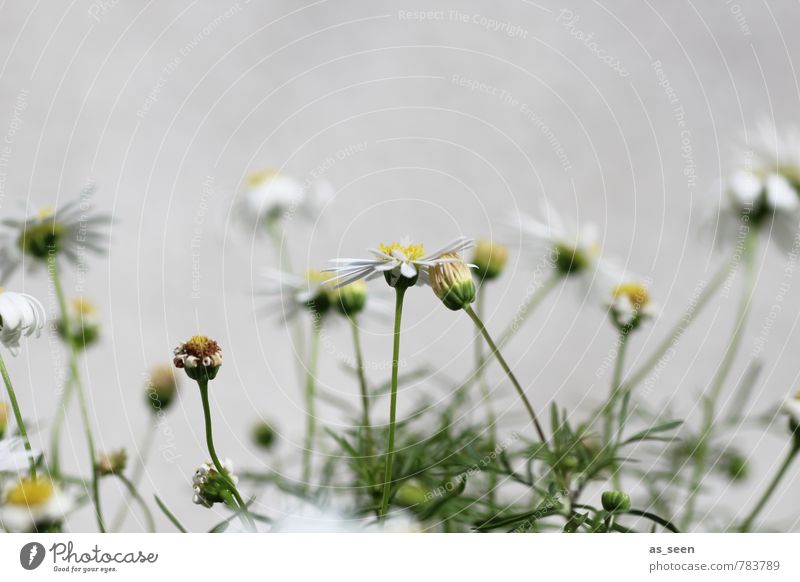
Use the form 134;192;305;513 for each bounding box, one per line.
304;271;332;317
96;449;127;477
394;480;430;508
430;254;476;311
554;243;593;275
145;363;179;413
252;420;277;450
601;490;631;513
472;240;509;281
725;452;749;482
332;279;367;317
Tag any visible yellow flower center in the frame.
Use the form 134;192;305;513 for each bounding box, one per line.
306;270;331;284
37;207;56;220
613;283;650;309
246;169;279;187
72;297;96;316
183;335;220;359
6;478;55;507
378;242;425;261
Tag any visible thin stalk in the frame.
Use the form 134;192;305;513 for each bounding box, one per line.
463;304;547;444
0;352;37;477
738;444;799;532
350;317;373;455
154;494;187;533
111;415;156;531
116;473;156;532
621;249;739;393
496;273;560;348
378;286;407;521
48;375;74;479
197;378;256;531
474;287;498;510
682;232;757;530
50;258;105;532
302;319;322;488
603;330;630;443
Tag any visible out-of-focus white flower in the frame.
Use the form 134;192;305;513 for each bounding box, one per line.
0;477;75;532
0;185;111;282
239;169;333;226
782;391;800;426
0;437;41;472
0;289;46;355
607;281;658;330
324;237;474;289
716;123;800;251
255;269;333;322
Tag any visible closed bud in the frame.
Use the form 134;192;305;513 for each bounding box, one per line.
472;240;508;281
96;449;127;477
252;420;277;450
146;363;179;412
430;254;476;311
57;298;100;350
725;452;749;482
601;490;631;513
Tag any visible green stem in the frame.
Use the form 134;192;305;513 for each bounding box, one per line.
682;231;757;530
48;374;75;479
496;273;560;348
154;494;187;533
50;257;105;532
603;330;630;444
0;351;37;477
621;250;739;393
302;319;322;488
116;473;156;532
463;304;547;444
197;378;256;531
474;287;498;510
378;286;406;521
738;444;799;532
111;416;156;531
350;317;374;456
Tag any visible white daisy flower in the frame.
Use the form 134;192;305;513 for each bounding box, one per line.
0;436;41;472
324;237;474;289
0;185;112;282
239;169;333;226
0;289;46;355
256;269;333;322
782;390;800;426
0;477;76;532
513;204;608;279
716;123;800;251
607;281;658;330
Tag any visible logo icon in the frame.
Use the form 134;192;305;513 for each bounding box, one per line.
20;542;46;570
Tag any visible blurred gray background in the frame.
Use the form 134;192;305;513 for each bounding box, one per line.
1;0;799;532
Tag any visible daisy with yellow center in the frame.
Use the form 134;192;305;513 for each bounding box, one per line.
57;297;101;351
239;168;333;226
325;236;473;289
0;185;111;282
608;281;657;330
0;477;75;532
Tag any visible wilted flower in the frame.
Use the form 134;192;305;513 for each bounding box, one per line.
96;449;127;476
0;436;40;472
145;363;179;412
0;477;75;532
324;237;473;289
0;185;111;282
173;335;222;381
192;459;238;508
601;490;631;513
239;169;332;226
430;254;476;311
57;297;100;350
471;239;509;281
251;420;277;450
608;281;657;330
0;289;46;355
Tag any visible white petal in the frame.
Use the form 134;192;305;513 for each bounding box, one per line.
766;174;799;210
400;262;417;278
729;170;763;205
